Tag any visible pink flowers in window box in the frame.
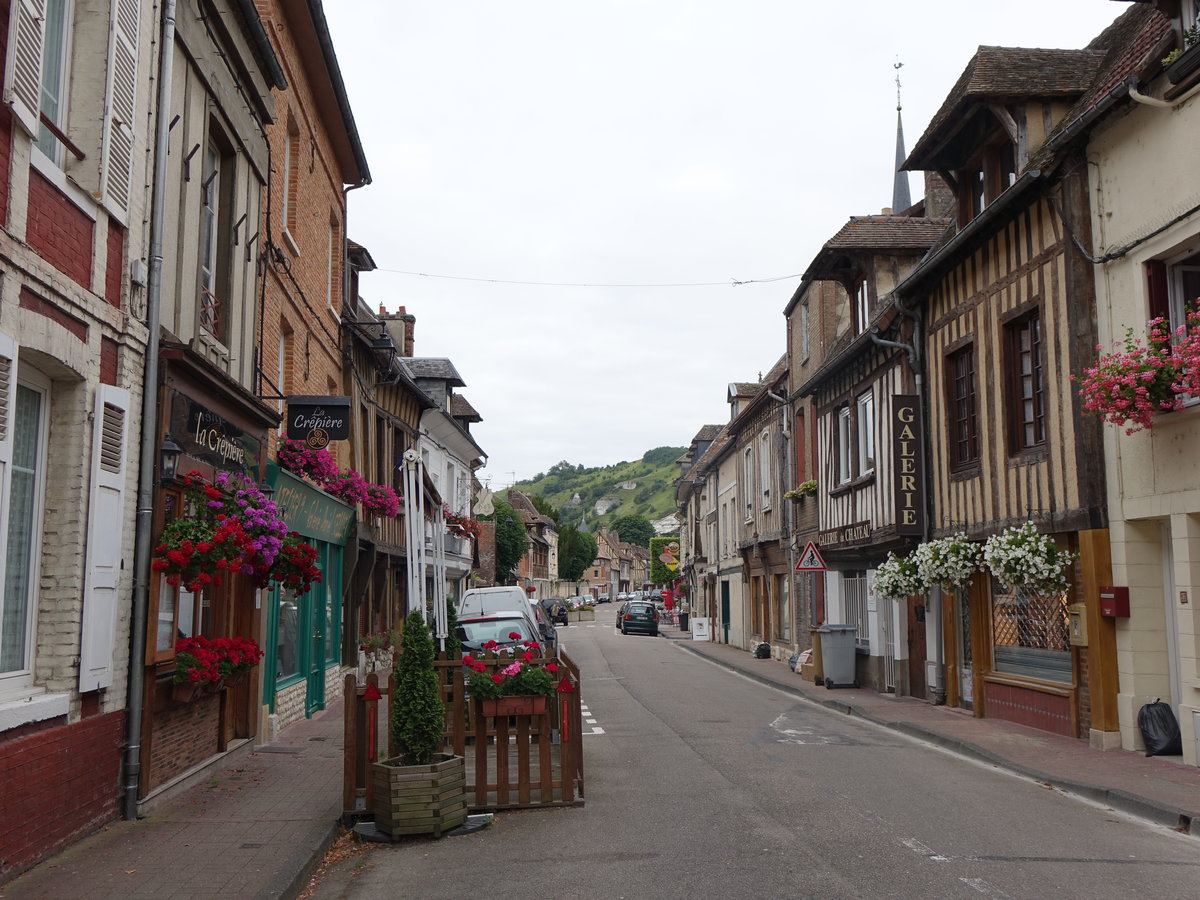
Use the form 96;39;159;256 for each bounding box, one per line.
1073;312;1200;434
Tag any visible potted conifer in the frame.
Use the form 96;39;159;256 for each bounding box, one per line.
371;610;467;838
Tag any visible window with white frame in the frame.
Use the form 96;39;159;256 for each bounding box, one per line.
0;363;50;688
856;391;875;475
742;447;753;519
758;430;771;509
854;279;870;334
35;0;72;163
836;406;851;484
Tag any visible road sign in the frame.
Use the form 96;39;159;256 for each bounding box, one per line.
795;541;827;571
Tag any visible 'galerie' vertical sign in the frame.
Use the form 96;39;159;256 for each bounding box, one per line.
892;395;925;536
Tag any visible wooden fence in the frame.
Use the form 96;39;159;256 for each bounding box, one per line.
343;649;584;821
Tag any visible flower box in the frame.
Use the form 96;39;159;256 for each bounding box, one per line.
171;682;204;703
567;609;594;623
1166;41;1200;84
480;694;548;717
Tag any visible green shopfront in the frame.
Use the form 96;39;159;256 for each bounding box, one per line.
264;463;354;729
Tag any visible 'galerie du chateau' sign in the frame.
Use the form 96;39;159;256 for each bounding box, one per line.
287;396;350;447
892;395;925;536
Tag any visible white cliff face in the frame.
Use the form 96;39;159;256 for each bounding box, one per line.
617;481;637;491
652;514;681;535
594;498;621;516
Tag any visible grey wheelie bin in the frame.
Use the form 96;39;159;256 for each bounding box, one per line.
817;624;859;688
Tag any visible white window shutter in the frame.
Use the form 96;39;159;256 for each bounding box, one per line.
79;383;130;692
99;0;140;221
3;0;45;136
0;332;17;606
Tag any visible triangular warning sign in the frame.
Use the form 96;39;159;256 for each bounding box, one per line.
795;541;827;571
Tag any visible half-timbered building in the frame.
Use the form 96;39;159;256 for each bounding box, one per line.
795;215;950;694
893;10;1158;739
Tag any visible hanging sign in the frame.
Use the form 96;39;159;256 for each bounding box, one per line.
286;395;351;446
795;541;827;571
892;394;925;536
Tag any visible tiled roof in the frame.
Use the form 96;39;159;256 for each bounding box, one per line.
449;394;481;422
801;216;951;282
405;357;464;385
906;46;1104;169
692;424;723;442
729;382;761;398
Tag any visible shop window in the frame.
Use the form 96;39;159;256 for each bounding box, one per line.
276;589;300;681
991;580;1071;683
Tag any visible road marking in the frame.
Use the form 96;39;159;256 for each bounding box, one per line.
960;878;1010;897
900;837;950;862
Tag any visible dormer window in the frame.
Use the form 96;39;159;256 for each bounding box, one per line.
958;139;1017;225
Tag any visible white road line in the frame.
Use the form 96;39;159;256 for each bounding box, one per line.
960;878;1011;897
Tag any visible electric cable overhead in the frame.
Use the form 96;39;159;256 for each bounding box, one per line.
372;268;804;288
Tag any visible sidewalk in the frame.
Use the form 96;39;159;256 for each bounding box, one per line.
0;699;347;900
662;626;1200;835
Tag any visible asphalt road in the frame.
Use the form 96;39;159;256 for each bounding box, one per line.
309;621;1200;899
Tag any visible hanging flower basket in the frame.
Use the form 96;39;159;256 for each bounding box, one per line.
913;533;982;592
982;522;1074;595
874;551;924;601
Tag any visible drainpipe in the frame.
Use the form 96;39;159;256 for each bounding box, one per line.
870;304;943;703
125;0;177;820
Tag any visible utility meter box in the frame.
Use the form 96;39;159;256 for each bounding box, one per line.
1068;603;1088;647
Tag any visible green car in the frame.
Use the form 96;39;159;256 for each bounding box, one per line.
618;600;659;637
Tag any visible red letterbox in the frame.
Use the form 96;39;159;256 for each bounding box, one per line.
1099;586;1130;617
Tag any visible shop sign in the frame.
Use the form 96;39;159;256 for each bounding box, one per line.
286;395;351;446
818;521;872;546
892;395;925;536
170;391;261;479
270;465;354;545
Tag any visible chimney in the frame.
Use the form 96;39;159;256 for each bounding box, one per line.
923;171;955;219
379;305;415;357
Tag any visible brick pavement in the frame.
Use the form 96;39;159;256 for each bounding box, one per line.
0;699;346;900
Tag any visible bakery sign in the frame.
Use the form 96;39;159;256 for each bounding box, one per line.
286;395;351;447
892;394;925;536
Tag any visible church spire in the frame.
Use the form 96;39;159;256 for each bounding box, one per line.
892;60;911;213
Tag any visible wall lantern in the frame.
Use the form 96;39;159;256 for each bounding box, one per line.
160;436;183;484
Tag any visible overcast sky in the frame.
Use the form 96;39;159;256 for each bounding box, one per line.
322;1;1128;490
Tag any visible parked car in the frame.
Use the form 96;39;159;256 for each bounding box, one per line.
455;614;546;655
597;593;610;603
459;587;555;654
616;592;630;603
618;600;659;636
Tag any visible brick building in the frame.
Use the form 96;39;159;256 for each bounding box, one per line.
0;0;152;878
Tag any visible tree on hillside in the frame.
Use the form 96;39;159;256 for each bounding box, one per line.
483;498;528;582
642;446;687;466
558;523;598;581
610;514;654;547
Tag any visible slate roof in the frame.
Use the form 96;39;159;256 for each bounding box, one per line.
404;357;465;386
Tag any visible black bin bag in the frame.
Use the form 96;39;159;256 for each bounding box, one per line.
1137;699;1182;757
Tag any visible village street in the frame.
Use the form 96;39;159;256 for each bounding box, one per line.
309;624;1200;900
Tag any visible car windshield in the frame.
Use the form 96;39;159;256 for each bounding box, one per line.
456;619;535;649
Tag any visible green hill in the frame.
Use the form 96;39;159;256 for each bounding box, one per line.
511;447;685;532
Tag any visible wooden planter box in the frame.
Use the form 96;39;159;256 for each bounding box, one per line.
480;694;549;717
372;753;467;838
567;609;595;623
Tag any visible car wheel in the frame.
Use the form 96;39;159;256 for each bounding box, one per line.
651;629;658;637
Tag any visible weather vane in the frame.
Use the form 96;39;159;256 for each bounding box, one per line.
894;58;903;112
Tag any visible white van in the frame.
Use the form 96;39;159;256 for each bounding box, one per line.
458;587;557;653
